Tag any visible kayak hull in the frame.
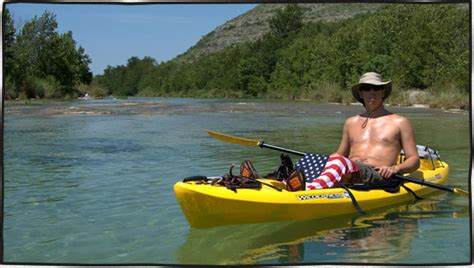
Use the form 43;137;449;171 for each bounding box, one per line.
174;160;449;228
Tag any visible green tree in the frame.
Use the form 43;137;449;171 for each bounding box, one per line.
3;8;18;98
97;65;126;95
6;10;92;98
269;4;304;42
15;11;57;78
237;55;267;96
98;56;158;96
43;31;92;94
122;56;156;95
3;9;16;77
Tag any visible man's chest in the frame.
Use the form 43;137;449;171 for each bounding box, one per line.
348;119;401;145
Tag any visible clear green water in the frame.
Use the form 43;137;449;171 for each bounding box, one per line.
3;97;471;264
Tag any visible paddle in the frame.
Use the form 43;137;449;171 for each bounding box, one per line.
204;129;306;156
393;174;469;197
204;129;470;197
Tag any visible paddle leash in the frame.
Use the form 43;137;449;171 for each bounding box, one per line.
204;129;470;198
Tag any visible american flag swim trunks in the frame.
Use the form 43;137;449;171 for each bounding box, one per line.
294;154;359;190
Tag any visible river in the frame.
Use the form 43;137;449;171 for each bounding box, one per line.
3;97;471;264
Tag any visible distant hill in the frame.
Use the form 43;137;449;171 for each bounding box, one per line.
175;3;386;62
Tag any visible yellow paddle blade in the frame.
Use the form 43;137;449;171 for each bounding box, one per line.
204;129;259;147
453;188;470;197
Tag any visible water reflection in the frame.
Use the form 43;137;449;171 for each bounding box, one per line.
176;197;461;265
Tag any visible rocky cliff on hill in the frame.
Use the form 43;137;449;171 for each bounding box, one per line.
175;3;386;62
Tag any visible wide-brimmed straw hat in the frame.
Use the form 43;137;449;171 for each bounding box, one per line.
351;72;392;104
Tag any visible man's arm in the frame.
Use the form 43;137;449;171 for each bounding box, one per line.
334;119;351;157
396;117;420;173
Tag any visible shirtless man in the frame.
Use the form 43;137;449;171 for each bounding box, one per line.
335;72;420;182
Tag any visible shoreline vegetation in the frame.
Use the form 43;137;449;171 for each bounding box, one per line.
4;4;469;111
5;89;469;113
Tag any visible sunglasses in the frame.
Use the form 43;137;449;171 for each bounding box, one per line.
360;85;384;92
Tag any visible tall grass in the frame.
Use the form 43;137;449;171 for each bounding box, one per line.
388;84;469;110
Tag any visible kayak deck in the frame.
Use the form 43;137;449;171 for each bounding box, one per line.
174;160;449;228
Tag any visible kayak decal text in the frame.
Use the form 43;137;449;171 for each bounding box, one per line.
426;173;442;182
298;192;349;201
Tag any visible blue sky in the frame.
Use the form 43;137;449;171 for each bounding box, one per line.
6;3;257;75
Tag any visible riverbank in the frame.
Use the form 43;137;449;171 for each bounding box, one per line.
387;88;469;110
288;88;469;111
4;97;469;119
6;87;469;112
135;84;470;110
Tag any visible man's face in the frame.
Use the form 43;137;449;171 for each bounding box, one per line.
359;84;385;107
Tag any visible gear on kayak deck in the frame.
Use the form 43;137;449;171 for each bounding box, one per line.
264;153;294;181
182;161;263;192
181;160;284;193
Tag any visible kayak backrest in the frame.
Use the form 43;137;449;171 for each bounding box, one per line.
398;144;443;170
400;145;440;159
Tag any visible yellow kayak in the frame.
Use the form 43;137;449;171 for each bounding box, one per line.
174;158;449;228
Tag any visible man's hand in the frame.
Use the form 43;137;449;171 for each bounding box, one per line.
374;165;400;179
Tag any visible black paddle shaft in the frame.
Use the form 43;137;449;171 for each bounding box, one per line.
394;174;454;193
258;141;306;156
